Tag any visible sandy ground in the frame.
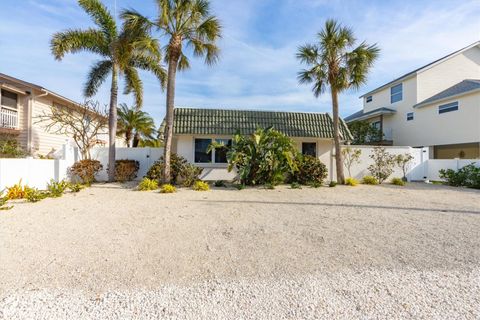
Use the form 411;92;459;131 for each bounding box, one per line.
0;182;479;319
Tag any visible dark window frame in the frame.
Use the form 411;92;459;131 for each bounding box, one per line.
438;101;459;114
302;142;317;157
214;138;232;164
366;95;373;103
194;138;213;163
406;112;414;121
1;89;18;109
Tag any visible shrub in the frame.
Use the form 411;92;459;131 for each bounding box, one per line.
112;160;139;182
0;197;13;210
391;177;406;186
310;181;322;188
329;181;337;187
439;163;480;189
235;184;245;190
368;147;396;184
160;184;176;193
193;181;210;191
290;182;302;189
70;160;102;185
345;177;359;186
146;154;188;184
68;183;85;193
180;164;203;187
362;175;379;185
342;147;362;178
395;153;414;181
264;183;275;190
5;180;27;200
25;188;49;202
214;180;226;187
138;178;159;191
47;179;69;197
292;155;328;185
0;135;26;158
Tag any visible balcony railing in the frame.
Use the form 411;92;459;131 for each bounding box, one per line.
0;106;18;129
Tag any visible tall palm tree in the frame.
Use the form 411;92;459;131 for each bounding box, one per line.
117;103;156;147
51;0;166;181
122;0;222;182
297;19;379;184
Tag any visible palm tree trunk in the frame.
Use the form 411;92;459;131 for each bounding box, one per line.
132;132;140;148
108;65;118;182
163;54;179;183
331;88;345;184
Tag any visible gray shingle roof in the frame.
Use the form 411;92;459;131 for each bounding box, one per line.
344;107;396;123
415;79;480;107
161;108;353;140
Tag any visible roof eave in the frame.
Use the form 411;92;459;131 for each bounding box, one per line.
414;88;480;108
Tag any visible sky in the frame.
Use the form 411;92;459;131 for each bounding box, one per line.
0;0;479;128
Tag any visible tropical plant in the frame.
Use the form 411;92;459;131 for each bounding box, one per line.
348;120;383;145
181;164;203;187
138;178;159;191
342;147;362;177
361;175;379;185
25;188;49;202
111;159;140;182
214;180;226;187
122;0;222;183
51;0;166;181
145;154;202;185
226;128;298;186
291;154;328;186
47;179;69;197
395;153;414;182
68;183;85;193
192;180;210;191
0;134;26;158
439;163;480;189
297;19;380;184
329;181;337;187
117;103;156;147
160;183;177;193
391;177;406;186
0;197;13;210
5;180;28;200
345;177;359;186
70;159;103;185
290;182;302;189
368;147;396;184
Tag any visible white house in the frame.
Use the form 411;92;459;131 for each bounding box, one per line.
161;107;352;180
345;41;480;159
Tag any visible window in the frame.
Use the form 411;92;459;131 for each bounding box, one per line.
194;138;212;163
371;121;381;130
390;83;403;103
214;139;232;163
406;112;414;121
366;95;372;103
1;89;18;109
438;101;458;114
194;138;232;163
302;142;316;157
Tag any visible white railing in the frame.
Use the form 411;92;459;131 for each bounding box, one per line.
0;107;18;128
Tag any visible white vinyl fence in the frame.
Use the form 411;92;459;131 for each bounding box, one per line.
425;159;480;181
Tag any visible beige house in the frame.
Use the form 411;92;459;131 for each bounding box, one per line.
161;107;352;180
0;73;110;157
345;41;480;159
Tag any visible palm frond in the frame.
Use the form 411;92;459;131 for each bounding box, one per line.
130;54;167;88
78;0;117;41
124;67;143;107
84;60;112;97
50;29;108;60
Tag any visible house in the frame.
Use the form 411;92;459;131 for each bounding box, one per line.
345;41;480;159
161;107;352;180
0;73;110;157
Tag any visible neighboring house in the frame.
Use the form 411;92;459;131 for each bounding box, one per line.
160;107;352;180
345;41;480;159
0;73;111;157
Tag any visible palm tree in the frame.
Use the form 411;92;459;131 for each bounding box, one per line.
51;0;166;181
297;19;379;184
117;103;156;147
122;0;222;182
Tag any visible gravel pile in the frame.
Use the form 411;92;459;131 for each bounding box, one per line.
2;268;478;319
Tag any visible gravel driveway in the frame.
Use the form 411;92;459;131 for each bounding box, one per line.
1;183;479;319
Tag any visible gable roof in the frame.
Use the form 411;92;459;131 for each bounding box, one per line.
415;79;480;108
344;107;396;123
360;41;480;98
161;108;353;140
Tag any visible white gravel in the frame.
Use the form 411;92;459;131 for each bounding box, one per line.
1;183;479;319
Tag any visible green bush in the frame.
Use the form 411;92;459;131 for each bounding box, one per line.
47;179;69;197
181;164;203;187
264;183;275;189
329;181;337;187
214;180;226;187
391;177;406;186
146;154;203;185
112;160;139;182
193;181;210;191
345;177;359;186
290;182;302;189
0;135;26;158
291;155;328;185
310;181;322;188
0;197;13;210
25;188;49;202
138;178;159;191
439;164;480;189
362;175;379;185
70;160;102;185
235;184;246;190
368;147;396;184
68;183;85;193
160;184;176;193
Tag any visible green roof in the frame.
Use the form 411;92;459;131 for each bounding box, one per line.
161;108;352;140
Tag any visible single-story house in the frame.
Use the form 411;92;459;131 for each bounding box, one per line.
0;72;115;157
161;107;352;181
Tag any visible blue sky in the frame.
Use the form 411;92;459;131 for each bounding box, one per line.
0;0;479;127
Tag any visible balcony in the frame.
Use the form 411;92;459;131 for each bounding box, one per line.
0;106;18;129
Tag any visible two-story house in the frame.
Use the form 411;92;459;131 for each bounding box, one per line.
0;73;111;157
345;41;480;159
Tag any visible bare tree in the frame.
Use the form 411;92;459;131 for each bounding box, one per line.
36;101;108;159
342;146;362;178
